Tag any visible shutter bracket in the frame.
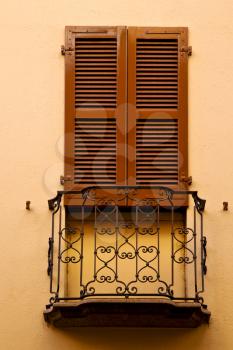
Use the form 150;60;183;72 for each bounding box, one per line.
60;175;72;185
180;46;192;56
181;176;192;186
61;45;74;55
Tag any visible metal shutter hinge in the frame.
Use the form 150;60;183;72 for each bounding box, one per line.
60;175;72;185
180;46;192;56
61;45;74;55
181;176;192;185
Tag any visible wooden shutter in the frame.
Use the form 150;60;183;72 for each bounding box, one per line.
127;27;188;196
64;26;127;203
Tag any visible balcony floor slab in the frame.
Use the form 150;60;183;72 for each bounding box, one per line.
44;298;210;328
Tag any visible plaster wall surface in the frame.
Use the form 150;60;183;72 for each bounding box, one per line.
0;0;233;349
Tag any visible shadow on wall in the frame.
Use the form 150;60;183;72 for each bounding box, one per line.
53;325;210;350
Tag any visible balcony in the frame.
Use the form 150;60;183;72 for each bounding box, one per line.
44;186;210;328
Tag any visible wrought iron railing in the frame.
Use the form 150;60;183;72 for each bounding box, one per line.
47;186;207;306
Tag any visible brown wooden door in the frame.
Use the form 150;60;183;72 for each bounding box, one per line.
64;26;127;203
127;27;188;195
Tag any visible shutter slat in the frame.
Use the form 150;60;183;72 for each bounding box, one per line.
75;89;116;92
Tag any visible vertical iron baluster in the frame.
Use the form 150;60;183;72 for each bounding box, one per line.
115;204;118;288
200;212;205;294
183;210;187;299
94;204;97;286
135;205;138;286
157;202;160;282
193;205;198;299
56;205;62;298
80;204;84;297
195;208;206;303
171;204;174;290
49;211;55;294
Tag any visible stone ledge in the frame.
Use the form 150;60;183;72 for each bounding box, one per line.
44;298;211;328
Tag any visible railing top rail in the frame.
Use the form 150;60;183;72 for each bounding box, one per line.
48;185;206;213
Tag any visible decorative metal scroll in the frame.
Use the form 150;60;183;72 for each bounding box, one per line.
47;186;207;306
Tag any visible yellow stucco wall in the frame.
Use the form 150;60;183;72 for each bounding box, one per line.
1;0;233;349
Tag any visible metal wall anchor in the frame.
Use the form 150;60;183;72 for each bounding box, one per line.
26;201;31;210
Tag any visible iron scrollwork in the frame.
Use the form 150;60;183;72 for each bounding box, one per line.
47;186;207;305
202;236;207;275
59;227;82;264
47;237;53;276
173;227;196;264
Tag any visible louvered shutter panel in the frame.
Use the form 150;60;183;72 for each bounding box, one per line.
127;27;188;196
64;26;127;203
